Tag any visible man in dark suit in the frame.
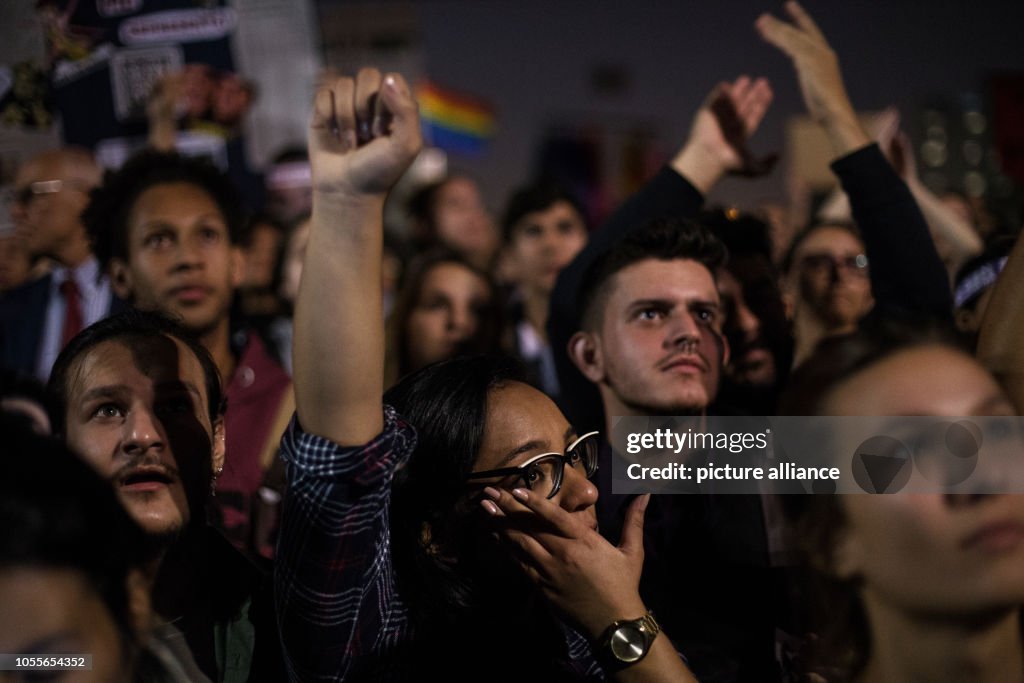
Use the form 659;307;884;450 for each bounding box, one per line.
0;147;121;380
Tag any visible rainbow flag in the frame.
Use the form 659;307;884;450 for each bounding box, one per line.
417;81;495;155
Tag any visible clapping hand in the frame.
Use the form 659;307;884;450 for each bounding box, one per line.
672;75;775;193
757;1;870;154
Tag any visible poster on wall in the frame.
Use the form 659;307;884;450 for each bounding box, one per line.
38;0;263;206
42;0;236;146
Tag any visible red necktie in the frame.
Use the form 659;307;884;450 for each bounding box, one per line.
60;278;84;347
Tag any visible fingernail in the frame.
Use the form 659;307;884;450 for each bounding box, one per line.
480;500;498;515
384;75;397;89
483;486;501;500
512;488;529;502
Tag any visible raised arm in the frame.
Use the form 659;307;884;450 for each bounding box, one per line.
757;1;952;319
574;76;773;267
146;72;183;152
671;76;776;195
890;130;983;274
294;68;422;445
276;70;422;682
815;113;982;277
977;230;1024;412
755;3;869;154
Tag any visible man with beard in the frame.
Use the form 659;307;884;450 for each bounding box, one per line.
82;151;293;556
551;4;954;679
46;310;283;682
565;215;788;682
552;77;786;682
700;208;793;416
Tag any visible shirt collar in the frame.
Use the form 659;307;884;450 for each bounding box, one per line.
52;255;101;291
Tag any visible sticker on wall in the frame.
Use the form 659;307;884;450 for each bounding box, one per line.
53;43;115;86
118;8;237;46
97;0;142;18
96;129;227;170
110;45;183;121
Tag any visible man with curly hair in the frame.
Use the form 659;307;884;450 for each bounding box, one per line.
83;150;293;558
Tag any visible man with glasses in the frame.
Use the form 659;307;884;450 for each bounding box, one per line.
782;222;873;367
0;147;123;381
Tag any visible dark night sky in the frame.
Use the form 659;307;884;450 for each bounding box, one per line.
408;0;1024;210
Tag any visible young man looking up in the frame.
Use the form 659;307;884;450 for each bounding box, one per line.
47;310;283;681
553;77;785;682
501;181;588;400
82;151;293;556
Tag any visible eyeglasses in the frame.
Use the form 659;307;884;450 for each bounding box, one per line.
798;252;869;277
466;431;600;499
13;179;89;206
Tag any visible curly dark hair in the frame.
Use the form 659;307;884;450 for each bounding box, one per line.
82;150;246;274
383;354;579;676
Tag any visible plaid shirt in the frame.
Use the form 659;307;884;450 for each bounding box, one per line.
275;405;605;682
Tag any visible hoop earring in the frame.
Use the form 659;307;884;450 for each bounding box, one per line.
210;466;224;497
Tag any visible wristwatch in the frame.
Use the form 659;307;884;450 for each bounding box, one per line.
599;610;660;668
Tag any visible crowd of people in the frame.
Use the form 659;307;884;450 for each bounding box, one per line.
2;3;1024;682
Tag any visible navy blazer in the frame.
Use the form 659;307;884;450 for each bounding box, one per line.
0;273;127;379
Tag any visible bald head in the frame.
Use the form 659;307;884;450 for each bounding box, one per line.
12;147;100;266
33;148;102;185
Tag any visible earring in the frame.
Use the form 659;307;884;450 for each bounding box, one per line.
210;466;224;497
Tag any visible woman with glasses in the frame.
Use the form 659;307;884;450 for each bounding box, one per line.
762;0;952;370
274;69;695;682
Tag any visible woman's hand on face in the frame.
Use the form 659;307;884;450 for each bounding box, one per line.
481;487;651;640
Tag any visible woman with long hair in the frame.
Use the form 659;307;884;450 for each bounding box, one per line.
780;319;1024;683
383;248;501;388
274;68;694;682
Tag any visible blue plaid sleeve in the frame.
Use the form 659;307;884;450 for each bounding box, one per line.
274;405;417;682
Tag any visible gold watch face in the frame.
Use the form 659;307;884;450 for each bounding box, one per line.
609;624;646;662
